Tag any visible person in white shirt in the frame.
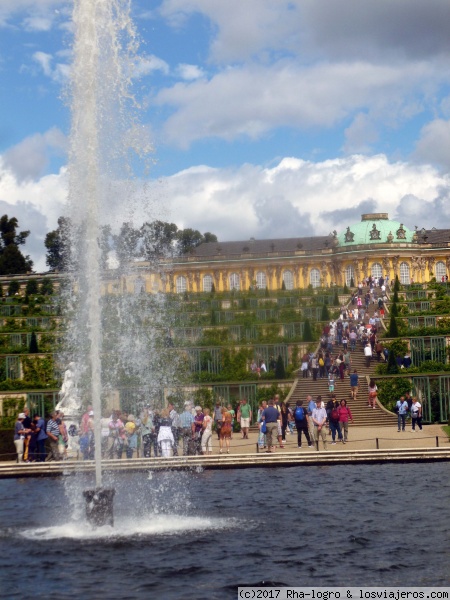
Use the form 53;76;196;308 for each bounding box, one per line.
364;343;372;367
311;398;328;450
411;399;423;431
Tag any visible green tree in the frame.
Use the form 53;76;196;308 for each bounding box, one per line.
388;313;399;337
40;278;54;295
275;355;286;379
8;280;20;296
0;215;33;275
25;279;39;296
44;216;71;271
177;228;205;254
392;289;399;303
303;319;314;342
29;332;39;353
211;282;216;294
321;303;330;321
391;302;398;317
350;277;355;287
386;348;399;374
343;283;349;294
203;232;218;244
393;275;400;292
281;280;286;291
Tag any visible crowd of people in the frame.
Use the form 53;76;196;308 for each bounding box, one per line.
12;274;426;463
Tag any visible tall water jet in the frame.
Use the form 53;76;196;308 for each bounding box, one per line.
65;0;144;525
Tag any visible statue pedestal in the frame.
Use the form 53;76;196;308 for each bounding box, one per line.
83;488;115;527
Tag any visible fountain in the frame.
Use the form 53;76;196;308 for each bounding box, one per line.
65;0;149;526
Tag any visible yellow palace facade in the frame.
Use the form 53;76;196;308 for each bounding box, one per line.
105;213;450;295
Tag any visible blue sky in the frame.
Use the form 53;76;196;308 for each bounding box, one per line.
1;0;450;270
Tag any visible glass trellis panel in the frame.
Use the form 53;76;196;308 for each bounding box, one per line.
283;270;294;290
213;386;230;404
303;307;313;319
27;318;38;327
229;325;242;341
417;290;427;299
0;306;11;316
176;276;187;294
399;262;410;285
410;337;446;364
27;393;44;417
310;268;321;288
371;263;382;278
200;300;210;310
244;326;258;340
254;344;288;367
10;333;23;346
408;318;419;329
203;275;213;292
6;356;20;379
435;261;446;280
229;273;240;291
420;302;430;311
224;311;234;323
438;376;450;422
411;377;431;422
249;299;258;308
424;317;436;327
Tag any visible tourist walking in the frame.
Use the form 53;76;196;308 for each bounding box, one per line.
312;398;328;450
396;396;409;432
238;398;252;439
13;413;29;463
158;409;175;457
338;399;353;442
368;379;378;409
45;411;62;461
411;398;423;431
34;413;47;462
201;408;213;454
261;399;279;453
293;400;312;448
307;394;316;442
349;369;359;400
213;401;223;440
219;406;232;453
364;343;372;367
328;400;344;444
179;402;194;455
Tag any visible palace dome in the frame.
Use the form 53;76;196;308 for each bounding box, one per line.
337;213;414;246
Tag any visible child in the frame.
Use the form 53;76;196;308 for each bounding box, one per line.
328;372;335;394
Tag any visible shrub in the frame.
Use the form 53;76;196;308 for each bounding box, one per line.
25;280;39;296
8;281;20;296
29;332;39;353
388;314;399;337
275;355;286;379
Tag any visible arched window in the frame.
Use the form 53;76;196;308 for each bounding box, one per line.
435;261;446;281
229;272;240;291
399;262;410;285
256;271;266;289
176;275;187;294
371;263;382;279
345;265;355;287
134;277;145;294
203;274;213;292
283;270;294;290
310;268;321;288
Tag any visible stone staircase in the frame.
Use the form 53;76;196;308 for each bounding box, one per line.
287;290;396;427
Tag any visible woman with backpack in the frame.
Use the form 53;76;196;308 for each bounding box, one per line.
328;399;344;444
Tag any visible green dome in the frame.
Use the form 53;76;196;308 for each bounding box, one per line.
337;214;414;246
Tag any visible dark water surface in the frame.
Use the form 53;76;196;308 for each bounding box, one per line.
0;463;449;599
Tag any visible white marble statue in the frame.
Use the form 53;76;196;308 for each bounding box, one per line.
57;362;81;412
